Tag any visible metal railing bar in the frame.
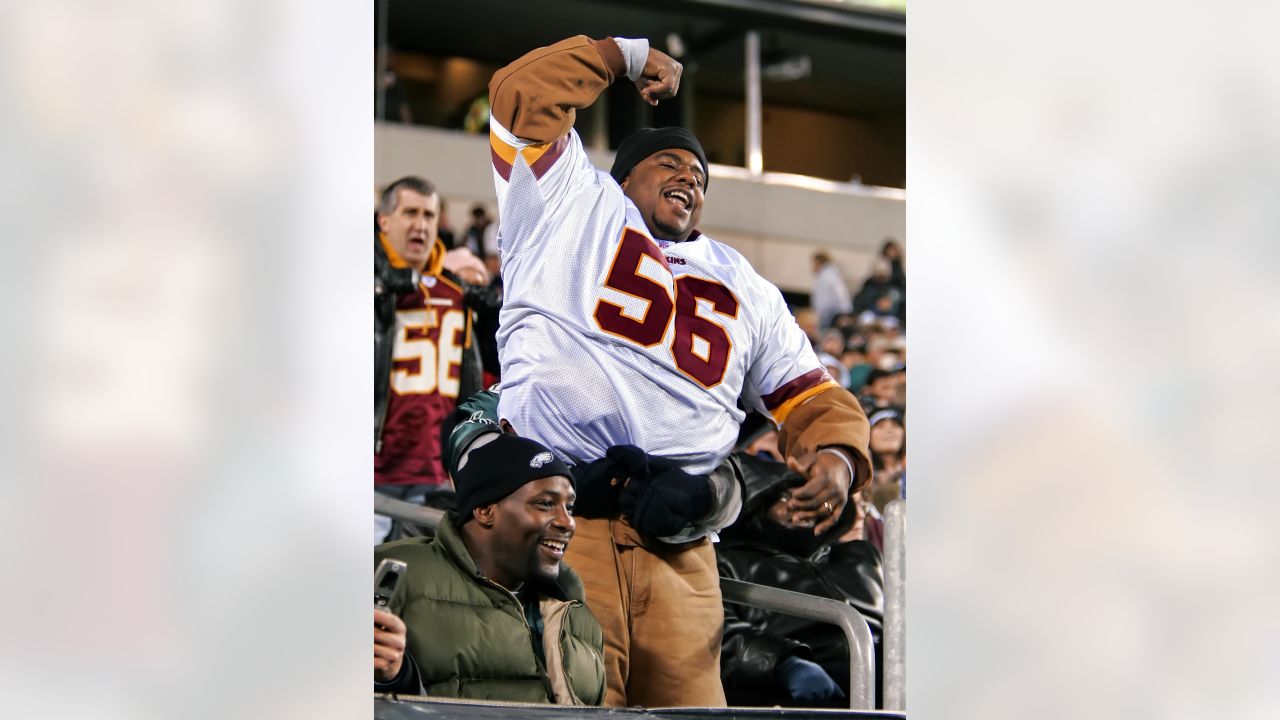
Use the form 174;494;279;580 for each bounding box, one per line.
375;493;446;531
720;577;875;710
881;500;905;711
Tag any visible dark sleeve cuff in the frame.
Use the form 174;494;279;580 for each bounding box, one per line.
374;651;425;695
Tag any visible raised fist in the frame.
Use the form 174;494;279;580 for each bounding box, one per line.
635;48;682;106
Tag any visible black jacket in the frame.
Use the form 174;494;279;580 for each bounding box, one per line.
717;453;883;708
375;234;483;453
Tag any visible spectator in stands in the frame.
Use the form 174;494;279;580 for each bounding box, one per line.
853;260;901;316
883;329;906;355
861;332;903;373
448;211;505;386
842;343;873;393
867;408;906;499
375;176;482;543
819;328;847;359
838;324;866;352
718;453;884;708
879;237;905;289
858;292;902;328
817;352;851;391
793;307;821;347
831;311;861;337
462;204;498;261
810;250;854;330
436;198;456;250
859;367;903;414
894;363;907;408
373;434;606;704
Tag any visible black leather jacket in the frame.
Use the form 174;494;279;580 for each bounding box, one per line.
717;453;883;708
374;235;484;454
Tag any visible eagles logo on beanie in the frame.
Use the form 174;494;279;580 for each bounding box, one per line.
609;126;709;190
453;434;573;522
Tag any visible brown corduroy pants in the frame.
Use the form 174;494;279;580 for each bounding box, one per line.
563;516;727;708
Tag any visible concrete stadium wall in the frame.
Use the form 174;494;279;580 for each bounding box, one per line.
375;122;905;295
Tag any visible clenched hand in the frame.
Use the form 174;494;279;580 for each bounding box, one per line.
635;48;682;106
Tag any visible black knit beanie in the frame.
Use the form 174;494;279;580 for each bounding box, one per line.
453;434;573;522
609;127;709;190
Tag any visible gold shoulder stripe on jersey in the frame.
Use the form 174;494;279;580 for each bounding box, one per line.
772;381;840;427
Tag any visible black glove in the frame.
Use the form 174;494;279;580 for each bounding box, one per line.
776;655;844;701
569;445;665;519
614;447;713;538
571;455;626;519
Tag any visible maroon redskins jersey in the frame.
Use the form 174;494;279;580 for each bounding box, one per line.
375;273;469;487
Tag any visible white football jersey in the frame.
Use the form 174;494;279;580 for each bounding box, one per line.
490;120;836;474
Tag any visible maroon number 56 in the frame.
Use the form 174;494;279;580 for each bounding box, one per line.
592;229;738;388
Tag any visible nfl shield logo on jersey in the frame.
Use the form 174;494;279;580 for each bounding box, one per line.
529;451;554;469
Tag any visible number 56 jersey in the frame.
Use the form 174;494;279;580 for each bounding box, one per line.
376;270;468;488
492;121;837;474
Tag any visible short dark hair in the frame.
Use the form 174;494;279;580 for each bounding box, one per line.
813;250;832;265
378;176;437;216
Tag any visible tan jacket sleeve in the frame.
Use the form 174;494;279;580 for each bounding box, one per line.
777;386;873;490
489;36;626;144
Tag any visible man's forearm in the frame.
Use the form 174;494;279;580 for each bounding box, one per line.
489;36;627;143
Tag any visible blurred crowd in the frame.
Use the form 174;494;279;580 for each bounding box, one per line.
806;240;907;534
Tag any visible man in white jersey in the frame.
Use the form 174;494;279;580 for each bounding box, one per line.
487;35;871;707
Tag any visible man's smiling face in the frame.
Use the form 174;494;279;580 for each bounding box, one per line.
488;476;577;587
621;148;705;242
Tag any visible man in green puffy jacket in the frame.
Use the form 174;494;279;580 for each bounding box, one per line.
373;434;606;704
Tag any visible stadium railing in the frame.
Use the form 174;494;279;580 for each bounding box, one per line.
375;493;446;531
882;499;905;711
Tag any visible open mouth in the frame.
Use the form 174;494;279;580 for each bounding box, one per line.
407;236;428;249
662;188;692;214
539;538;567;558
